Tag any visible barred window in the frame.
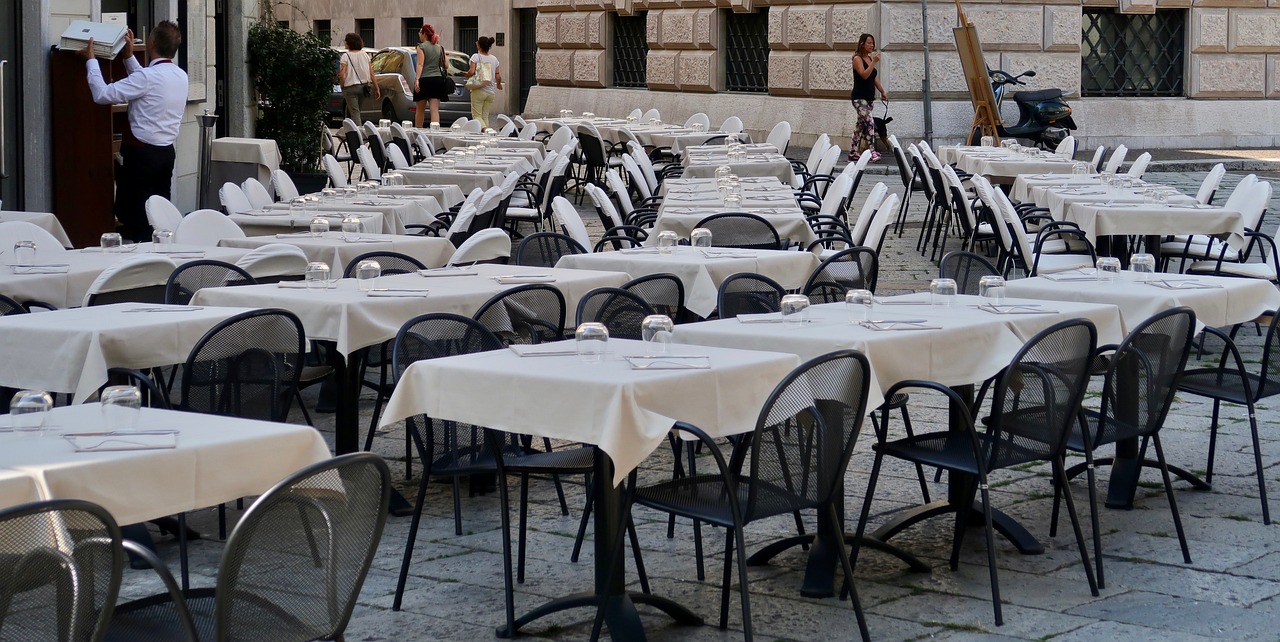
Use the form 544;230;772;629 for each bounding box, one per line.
355;18;375;49
724;10;769;93
402;18;423;47
1082;9;1185;97
613;13;649;88
314;19;332;46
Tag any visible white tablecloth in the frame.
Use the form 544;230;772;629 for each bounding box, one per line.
1004;271;1280;332
1063;202;1247;249
0;405;330;525
1011;174;1103;202
682;152;796;184
192;264;629;356
531;117;628;134
219;233;456;273
1025;184;1196;218
673;293;1124;411
652;178;814;248
556;247;820;317
379;338;800;485
413;130;546;158
0;211;73;248
399;167;504;193
243;196;443;235
947;147;1077;181
0;303;258;402
373;185;466;209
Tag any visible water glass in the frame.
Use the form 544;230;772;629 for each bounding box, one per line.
648;118;660;127
576;322;609;364
378;119;391;129
13;240;36;264
1100;171;1114;186
723;193;742;209
657;230;679;254
980;135;994;147
321;188;337;201
846;289;874;323
305;262;331;290
100;385;142;432
930;278;958;307
978;275;1006;306
341;215;362;239
310;217;329;237
1073;162;1089;175
715;165;732;181
1130;253;1156;282
691;228;712;248
10;390;52;435
100;232;123;253
1096;257;1122;282
780;294;811;328
430;122;441;132
451;122;463;132
641;315;674;356
356;259;381;291
151;229;173;247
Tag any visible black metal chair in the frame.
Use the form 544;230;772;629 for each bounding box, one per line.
1176;310;1280;525
622;273;687;322
473;284;567;346
855;319;1100;626
628;350;875;641
0;293;27;315
695;212;783;250
1053;307;1197;588
938;250;1000;295
716;272;785;319
178;308;306;424
0;499;130;641
109;453;390;641
575;287;655;340
165;260;257;305
513;232;587;267
802;246;879;303
342;251;428;277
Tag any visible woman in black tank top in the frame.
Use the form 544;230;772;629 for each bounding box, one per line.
850;33;888;162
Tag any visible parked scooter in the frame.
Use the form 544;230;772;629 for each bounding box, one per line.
967;68;1076;149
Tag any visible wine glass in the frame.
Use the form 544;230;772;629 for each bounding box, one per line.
100;385;142;432
575;322;609;364
356;259;381;291
846;289;874;323
641;315;674;356
10;390;52;435
780;294;810;328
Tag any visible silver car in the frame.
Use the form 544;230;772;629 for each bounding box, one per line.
327;47;475;126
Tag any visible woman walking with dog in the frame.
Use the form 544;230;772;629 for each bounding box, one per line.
850;32;888;162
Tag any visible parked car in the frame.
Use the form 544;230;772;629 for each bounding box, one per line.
326;47;476;126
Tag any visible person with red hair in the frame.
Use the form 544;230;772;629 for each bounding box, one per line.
413;23;454;127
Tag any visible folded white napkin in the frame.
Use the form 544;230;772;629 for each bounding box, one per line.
493;276;556;284
508;344;577;357
64;430;178;452
626;356;711;370
10;264;70;274
736;313;785;324
418;267;479;277
367;289;431;297
860;321;942;331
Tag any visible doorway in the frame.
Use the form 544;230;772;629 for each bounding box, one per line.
0;0;22;209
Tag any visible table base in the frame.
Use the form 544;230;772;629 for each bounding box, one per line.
746;533;930;598
495;591;702;640
1070;454;1211;511
872;501;1045;555
331;344;415;516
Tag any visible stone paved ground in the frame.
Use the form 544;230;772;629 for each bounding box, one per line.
120;167;1280;641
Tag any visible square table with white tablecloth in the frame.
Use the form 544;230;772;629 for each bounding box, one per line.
242;195;443;235
0;303;259;403
1011;173;1103;202
1;211;74;248
1004;270;1280;332
531;117;628;134
219;232;456;272
0;405;330;526
945;147;1077;182
231;209;386;235
0;245;249;309
1024;183;1197;218
556;246;821;317
399;167;504;193
682;150;796;184
1062;202;1247;250
651;178;815;248
371;184;466;209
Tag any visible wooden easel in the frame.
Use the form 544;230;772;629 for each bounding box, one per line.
953;1;1000;145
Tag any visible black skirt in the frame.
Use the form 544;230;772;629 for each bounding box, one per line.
414;75;455;102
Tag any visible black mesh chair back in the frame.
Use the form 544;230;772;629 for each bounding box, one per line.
0;293;27;315
212;453;390;641
987;319;1097;470
939;251;999;295
717;272;786;319
803;246;879;303
575;287;655;340
514;232;587;267
0;499;122;642
472;284;566;345
622;273;685;321
165;260;257;305
342;251;427;278
1091;307;1195;447
734;350;872;520
86;286;169;307
695;212;783;250
180;309;306;422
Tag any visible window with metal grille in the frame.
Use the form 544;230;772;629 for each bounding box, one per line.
613;13;648;88
356;18;375;49
724;9;769;93
314;19;332;46
1082;9;1185;97
456;17;479;57
519;9;539;110
402;18;423;47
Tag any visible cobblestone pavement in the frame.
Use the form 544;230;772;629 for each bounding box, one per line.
120;169;1280;641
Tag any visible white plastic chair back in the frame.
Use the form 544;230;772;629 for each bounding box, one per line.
627;143;660;193
1240;181;1273;231
0;221;67;259
219;182;253;216
145;196;184;233
1223;174;1259;213
241;177;274;209
842;149;872;180
719;116;744;134
818;174;855;220
546;126;575;156
82;254;176;306
413;133;434;159
463;120;483;133
447;228;511;266
551;196;592;251
323;155;349;188
340;118;360;137
1054;136;1076;159
498;171;522;199
387;144;412;170
234;243;309;279
684;113;710;129
1125;152;1152;178
542;155;574;211
446;201;480;238
807;134;831;171
641;108;660;122
971;175;1017;258
356;146;381;180
848;182;889;245
941;164;979;230
627;108;643;120
993;188;1037;267
476;185;506;215
1103;145;1128;174
174;209;247;246
1196;163;1227;205
621;155;653;200
586;183;625;229
766;121;792;154
517;123;537;140
498;122;516;137
813;144;841;178
1089;147;1106;172
496;114;516;130
861;193;899;253
512;115;528;128
390;122;409;141
451;116;470;127
272;169;300;201
605;169;636;216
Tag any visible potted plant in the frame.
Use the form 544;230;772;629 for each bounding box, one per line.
246;2;337;194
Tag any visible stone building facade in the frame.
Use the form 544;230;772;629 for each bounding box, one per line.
524;0;1280;148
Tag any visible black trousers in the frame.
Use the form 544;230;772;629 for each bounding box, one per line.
115;142;176;242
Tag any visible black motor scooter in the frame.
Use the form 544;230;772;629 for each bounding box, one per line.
968;68;1076;149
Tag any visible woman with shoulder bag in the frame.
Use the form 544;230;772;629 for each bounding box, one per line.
465;36;503;129
338;33;379;123
850;32;888;163
413;23;454;128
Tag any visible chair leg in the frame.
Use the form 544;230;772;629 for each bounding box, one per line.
570;483;593;563
517;473;529;584
950;482;977;571
828;504;871;642
896;405;931;503
850;451;885;570
976;476;1003;626
496;471;518;637
626;514;651;595
393;473;431;611
452;476;464;536
1206;399;1221;483
732;525;754;642
1055;458;1100;599
719;529;734;630
1152;435;1192;563
1246;404;1271;525
1084;452;1103;589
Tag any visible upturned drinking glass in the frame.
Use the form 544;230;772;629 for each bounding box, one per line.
305;262;331;290
780;294;810;329
100;232;123;253
1130;253;1156;282
10;390;52;435
310;217;328;237
846;289;874;323
100;385;142;432
356;259;381;291
656;230;679;255
978;275;1006;305
576;322;609;364
13;240;36;264
1096;257;1122;282
691;228;712;248
930;278;958;307
641;315;674;356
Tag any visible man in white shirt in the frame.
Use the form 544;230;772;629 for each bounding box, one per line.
82;21;188;242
